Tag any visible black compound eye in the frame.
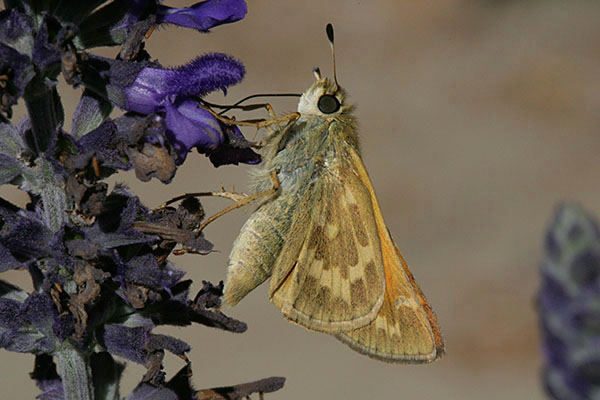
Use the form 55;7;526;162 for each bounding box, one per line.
317;94;340;114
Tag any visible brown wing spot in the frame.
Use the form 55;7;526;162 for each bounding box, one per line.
317;241;330;268
350;278;367;308
364;260;380;295
305;274;320;291
342;224;359;267
310;226;330;267
331;296;350;318
308;226;323;250
338;262;349;280
349;204;369;247
294;275;319;310
315;284;332;307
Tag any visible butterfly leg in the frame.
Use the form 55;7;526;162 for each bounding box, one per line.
156;170;278;229
197;103;299;129
194;170;280;235
158;190;247;210
150;172;280;256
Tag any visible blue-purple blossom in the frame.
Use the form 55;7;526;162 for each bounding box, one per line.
126;0;247;33
0;291;58;354
123;53;245;111
156;0;248;31
0;9;34;52
539;204;600;400
0;195;53;270
119;53;259;165
0;42;34;119
164;98;223;155
79;52;259;168
102;324;190;366
74;0;247;53
120;53;260;166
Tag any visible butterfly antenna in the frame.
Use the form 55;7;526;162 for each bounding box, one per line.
326;23;338;87
200;93;301;115
313;67;321;80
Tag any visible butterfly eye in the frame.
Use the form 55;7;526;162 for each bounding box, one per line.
317;94;341;114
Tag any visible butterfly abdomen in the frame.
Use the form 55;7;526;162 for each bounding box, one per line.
225;117;336;307
224;200;289;307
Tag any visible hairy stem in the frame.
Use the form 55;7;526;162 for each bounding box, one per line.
57;342;94;400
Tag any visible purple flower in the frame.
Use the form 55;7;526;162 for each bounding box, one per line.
75;0;247;54
0;291;58;354
0;9;34;52
164;98;222;154
0;42;34;120
156;0;247;31
101;323;189;366
538;204;600;400
0;197;53;270
119;53;260;165
123;53;245;111
126;0;247;32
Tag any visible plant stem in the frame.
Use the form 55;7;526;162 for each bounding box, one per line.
57;341;94;400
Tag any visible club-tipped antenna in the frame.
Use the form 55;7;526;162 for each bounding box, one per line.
326;23;338;87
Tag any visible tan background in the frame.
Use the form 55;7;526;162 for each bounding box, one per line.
3;0;600;398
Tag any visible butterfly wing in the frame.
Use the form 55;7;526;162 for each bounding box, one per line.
334;148;445;363
269;152;387;333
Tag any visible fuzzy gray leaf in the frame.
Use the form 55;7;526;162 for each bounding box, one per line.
0;122;24;155
72;89;114;139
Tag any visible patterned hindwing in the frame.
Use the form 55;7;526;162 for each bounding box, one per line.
334;241;445;363
334;148;445;363
269;156;386;333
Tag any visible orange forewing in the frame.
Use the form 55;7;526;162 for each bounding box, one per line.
334;148;444;363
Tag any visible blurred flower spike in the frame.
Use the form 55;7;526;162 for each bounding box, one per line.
0;0;285;398
539;203;600;400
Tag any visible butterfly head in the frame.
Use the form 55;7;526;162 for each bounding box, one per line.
297;68;350;117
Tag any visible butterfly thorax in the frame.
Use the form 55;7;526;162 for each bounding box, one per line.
251;78;358;197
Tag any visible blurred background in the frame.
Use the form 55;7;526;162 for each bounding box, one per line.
3;0;600;398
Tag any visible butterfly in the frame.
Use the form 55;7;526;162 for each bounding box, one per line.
222;24;444;363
